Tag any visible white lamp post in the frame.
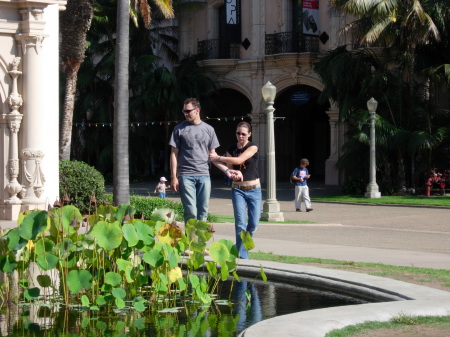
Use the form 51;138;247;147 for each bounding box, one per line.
260;81;284;221
365;97;381;198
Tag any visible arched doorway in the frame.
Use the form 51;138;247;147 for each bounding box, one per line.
274;85;330;181
207;88;252;178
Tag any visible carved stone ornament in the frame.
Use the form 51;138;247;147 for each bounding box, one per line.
22;149;45;158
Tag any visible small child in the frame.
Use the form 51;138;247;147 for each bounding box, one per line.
291;158;313;212
154;177;170;199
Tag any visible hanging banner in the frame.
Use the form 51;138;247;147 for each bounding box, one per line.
225;0;241;42
302;0;319;35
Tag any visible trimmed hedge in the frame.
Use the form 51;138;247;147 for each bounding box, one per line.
105;194;217;222
60;160;106;214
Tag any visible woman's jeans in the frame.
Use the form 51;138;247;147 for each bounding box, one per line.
179;175;211;222
232;186;261;259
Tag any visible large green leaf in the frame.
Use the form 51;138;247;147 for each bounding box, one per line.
67;269;93;294
24;287;40;300
150;208;176;223
142;250;164;268
19;210;48;240
36;253;59;271
35;238;55;256
5;228;27;252
112;287;126;299
91;221;123;251
0;254;17;273
209;242;229;266
122;223;139;247
104;272;121;286
36;275;52;288
115;204;136;222
240;231;255;251
134;221;155;246
48;206;81;236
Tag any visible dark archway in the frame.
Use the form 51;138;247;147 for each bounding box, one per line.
274;85;330;181
207;88;252;178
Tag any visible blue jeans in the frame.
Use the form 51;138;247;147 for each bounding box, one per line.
179;176;211;222
159;192;166;199
232;187;261;259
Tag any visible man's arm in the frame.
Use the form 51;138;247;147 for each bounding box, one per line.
210;150;243;181
170;147;180;192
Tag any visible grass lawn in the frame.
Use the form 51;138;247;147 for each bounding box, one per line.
313;194;450;207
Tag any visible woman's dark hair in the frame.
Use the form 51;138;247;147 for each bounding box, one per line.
236;121;252;133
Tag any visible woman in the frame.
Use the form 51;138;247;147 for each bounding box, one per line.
210;121;261;259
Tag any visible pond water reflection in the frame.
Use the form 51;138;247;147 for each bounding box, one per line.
0;278;369;336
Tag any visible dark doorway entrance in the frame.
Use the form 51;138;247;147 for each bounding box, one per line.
274;85;330;181
207;88;252;178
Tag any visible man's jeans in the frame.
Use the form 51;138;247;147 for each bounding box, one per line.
179;176;211;222
232;187;261;259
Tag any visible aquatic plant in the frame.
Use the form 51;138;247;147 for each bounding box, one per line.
0;204;266;314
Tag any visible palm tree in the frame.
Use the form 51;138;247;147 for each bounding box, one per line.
113;0;174;206
59;0;95;160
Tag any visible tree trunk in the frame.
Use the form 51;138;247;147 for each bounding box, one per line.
113;0;130;205
60;61;81;160
59;0;95;160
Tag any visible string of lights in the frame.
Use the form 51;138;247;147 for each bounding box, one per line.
74;115;253;128
74;114;285;128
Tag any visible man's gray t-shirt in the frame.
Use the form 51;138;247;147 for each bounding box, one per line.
169;121;220;176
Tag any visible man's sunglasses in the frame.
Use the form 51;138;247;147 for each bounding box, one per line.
182;108;196;114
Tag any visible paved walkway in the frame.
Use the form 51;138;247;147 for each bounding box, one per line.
155;179;449;269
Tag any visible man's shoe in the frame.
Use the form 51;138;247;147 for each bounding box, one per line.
296;209;301;212
306;208;313;212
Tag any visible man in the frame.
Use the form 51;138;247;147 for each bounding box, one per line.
169;98;241;222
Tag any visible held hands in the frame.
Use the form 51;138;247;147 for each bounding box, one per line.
226;169;243;181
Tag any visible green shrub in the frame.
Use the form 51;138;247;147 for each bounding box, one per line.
342;175;367;195
105;194;217;222
60;160;106;214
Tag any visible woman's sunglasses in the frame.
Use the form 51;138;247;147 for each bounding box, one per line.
236;132;248;136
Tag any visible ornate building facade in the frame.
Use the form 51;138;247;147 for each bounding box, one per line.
0;1;64;220
178;0;352;185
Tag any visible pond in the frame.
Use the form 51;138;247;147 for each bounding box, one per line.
0;278;369;337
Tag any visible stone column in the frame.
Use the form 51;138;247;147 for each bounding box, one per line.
325;107;340;185
4;58;24;219
16;7;48;207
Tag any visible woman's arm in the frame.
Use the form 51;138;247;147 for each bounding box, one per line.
210;145;258;165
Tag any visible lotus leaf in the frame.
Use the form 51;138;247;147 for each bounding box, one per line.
124;265;135;283
168;266;182;283
91;221;123;251
48;206;80;236
220;264;229;281
0;254;17;273
192;251;205;269
95;204;118;223
133;299;146;312
35;238;55;256
177;277;186;291
96;295;107;306
116;258;132;272
240;231;255;251
24;287;40;300
19;210;48;240
122;223;139;247
67;269;93;294
5;228;27;252
96;321;107;330
209;242;229;266
189;274;199;289
132;317;146;330
36;275;52;287
36;253;59;271
205;261;217;277
150;208;176;223
142;250;164;268
218;239;239;261
81;295;90;307
115;204;136;222
260;264;267;282
133;221;155;246
157;223;182;247
105;272;121;286
112;287;126;299
56;238;76;259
